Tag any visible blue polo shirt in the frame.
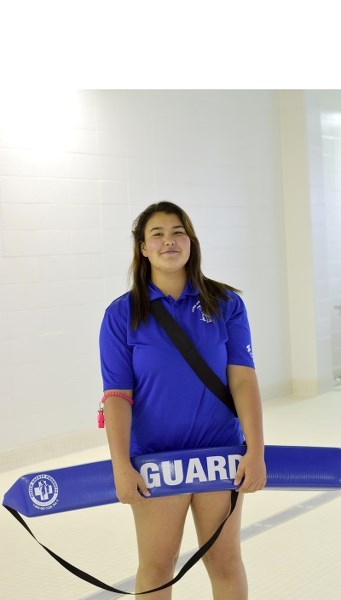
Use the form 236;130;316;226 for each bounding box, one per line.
99;282;255;456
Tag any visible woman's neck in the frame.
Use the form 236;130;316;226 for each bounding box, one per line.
151;271;187;300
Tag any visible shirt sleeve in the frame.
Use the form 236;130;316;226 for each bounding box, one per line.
99;304;134;391
223;292;255;368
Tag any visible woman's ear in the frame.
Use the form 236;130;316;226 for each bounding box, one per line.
141;242;147;257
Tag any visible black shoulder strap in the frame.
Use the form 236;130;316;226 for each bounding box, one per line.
4;491;238;595
150;299;237;416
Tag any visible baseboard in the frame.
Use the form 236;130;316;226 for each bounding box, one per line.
0;428;107;473
292;379;323;397
260;381;293;401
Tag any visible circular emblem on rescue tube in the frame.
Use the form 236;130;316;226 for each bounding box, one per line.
28;474;59;510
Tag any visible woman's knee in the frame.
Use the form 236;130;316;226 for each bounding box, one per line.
138;550;179;579
202;550;243;580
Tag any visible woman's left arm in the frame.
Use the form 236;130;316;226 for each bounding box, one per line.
227;364;267;493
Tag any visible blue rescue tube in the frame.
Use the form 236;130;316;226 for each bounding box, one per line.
3;445;341;518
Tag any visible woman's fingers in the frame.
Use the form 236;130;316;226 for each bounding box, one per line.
234;454;267;493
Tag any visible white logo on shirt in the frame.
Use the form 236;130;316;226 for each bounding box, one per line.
246;344;253;359
192;301;213;323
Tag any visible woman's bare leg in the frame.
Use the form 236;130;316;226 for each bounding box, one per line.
131;494;192;600
191;491;247;600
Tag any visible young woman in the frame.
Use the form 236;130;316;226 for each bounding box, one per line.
99;201;266;599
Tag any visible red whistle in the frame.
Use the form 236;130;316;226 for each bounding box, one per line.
97;410;105;428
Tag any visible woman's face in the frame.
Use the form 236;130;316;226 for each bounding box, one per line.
141;212;191;276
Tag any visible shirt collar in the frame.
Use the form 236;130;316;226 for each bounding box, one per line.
148;280;198;301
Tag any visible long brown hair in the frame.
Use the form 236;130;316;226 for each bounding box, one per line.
129;201;240;328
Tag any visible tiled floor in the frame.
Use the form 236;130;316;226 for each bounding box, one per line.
1;390;340;599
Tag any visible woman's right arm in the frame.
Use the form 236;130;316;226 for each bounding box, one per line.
104;390;151;504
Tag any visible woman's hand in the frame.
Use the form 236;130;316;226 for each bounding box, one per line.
234;451;267;493
113;464;151;504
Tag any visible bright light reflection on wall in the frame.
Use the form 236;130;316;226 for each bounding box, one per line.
0;89;78;152
321;111;341;163
321;111;341;131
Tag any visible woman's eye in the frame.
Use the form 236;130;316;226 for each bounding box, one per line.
151;230;185;238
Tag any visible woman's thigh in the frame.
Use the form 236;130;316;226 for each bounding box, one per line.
131;494;193;564
191;491;244;563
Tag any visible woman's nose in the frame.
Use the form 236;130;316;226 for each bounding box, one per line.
164;236;175;245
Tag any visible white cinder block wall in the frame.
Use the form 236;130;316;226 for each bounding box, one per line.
0;90;336;462
319;91;341;383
